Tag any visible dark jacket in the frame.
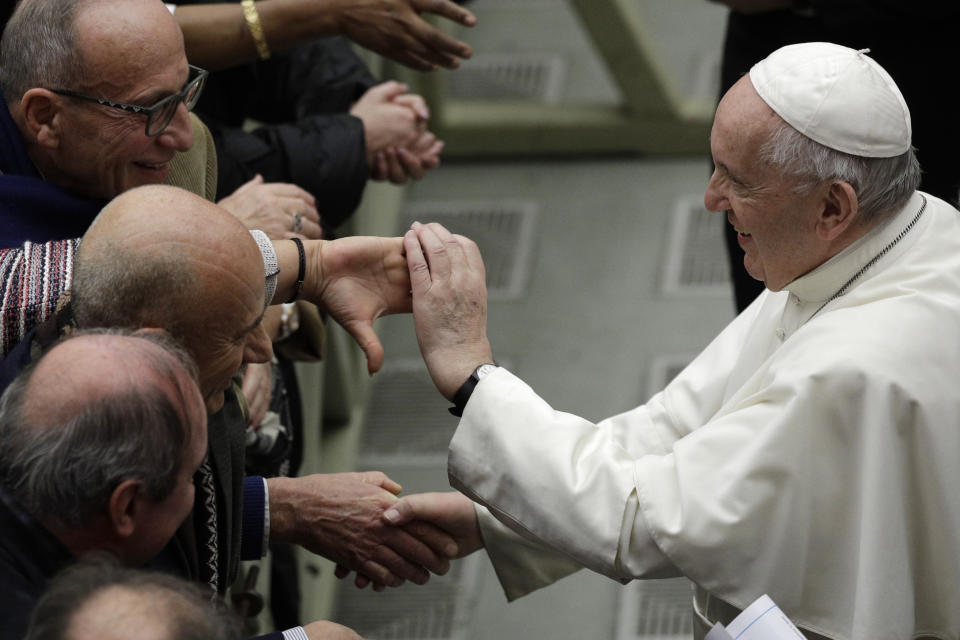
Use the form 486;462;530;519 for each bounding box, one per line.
0;489;73;640
189;33;377;233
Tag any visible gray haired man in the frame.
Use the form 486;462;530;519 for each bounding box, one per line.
0;330;207;640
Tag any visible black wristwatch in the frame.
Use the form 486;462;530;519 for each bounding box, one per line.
448;363;498;417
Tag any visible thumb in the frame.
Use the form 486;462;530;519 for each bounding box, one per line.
241;173;265;189
347;321;385;375
382;496;419;525
360;470;402;495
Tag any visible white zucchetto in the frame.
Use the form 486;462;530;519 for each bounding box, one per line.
749;42;911;158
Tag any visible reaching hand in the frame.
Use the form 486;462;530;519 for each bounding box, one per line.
403;222;493;399
333;0;477;71
384;491;484;557
311;236;413;374
267;472;458;587
218;174;322;240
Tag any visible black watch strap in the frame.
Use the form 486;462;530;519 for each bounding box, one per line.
448;364;497;417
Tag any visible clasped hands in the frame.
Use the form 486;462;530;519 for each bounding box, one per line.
350;81;443;184
264;221;491;589
270;220;492;379
329;221;494;589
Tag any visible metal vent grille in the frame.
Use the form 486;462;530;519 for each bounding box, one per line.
360;360;460;466
615;578;694;640
333;555;482;640
446;52;567;104
661;196;731;294
399;201;537;300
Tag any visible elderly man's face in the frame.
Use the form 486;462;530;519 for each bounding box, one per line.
183;239;274;415
704;77;828;291
128;367;208;565
49;1;194;200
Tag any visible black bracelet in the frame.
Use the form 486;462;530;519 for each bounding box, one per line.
448;363;498;417
286;237;305;303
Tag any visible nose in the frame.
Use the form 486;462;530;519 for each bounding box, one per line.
156;102;195;152
243;324;274;364
703;169;729;213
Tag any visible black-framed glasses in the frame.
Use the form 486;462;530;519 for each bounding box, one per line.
51;64;208;137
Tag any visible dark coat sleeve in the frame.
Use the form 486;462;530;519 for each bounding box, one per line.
194;36;378;231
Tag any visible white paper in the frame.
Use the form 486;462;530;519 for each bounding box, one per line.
711;594;806;640
704;621;735;640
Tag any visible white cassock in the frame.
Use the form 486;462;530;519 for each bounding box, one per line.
448;191;960;640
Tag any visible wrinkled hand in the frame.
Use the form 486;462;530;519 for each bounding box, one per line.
241;361;273;429
309;236;412;374
383;491;483;557
218;174;322;240
353;84;442;184
705;0;791;13
351;82;424;161
267;472;458;587
334;0;477;71
302;620;366;640
371;129;444;184
404;222;493;399
337;491;482;590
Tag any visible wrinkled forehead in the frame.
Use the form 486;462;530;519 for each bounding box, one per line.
712;78;781;151
72;0;186;84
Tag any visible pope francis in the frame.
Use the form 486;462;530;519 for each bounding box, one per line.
386;43;959;640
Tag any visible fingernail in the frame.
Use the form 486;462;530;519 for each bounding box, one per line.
384;508;400;523
445;543;458;557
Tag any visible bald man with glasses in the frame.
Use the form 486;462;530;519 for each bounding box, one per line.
0;0;321;249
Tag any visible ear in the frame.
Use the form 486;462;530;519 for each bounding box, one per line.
816;181;859;241
108;479;143;539
18;88;64;149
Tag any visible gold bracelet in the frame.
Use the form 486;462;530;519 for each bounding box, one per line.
240;0;270;60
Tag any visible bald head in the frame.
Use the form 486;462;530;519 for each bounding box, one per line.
25;559;241;640
73;185;263;338
1;0;181;103
0;330;203;530
72;0;184;92
72;185;271;412
24;331;194;429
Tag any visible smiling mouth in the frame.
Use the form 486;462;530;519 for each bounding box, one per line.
134;161;169;171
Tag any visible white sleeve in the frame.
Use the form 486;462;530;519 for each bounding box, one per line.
448;307;762;599
449;368;685;598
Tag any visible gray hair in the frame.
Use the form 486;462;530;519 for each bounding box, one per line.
0;329;199;529
71;241;198;341
25;555;241;640
0;0;95;104
759;121;922;225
